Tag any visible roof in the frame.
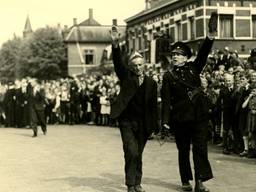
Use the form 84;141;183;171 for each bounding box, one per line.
125;0;179;23
79;18;101;26
65;25;126;43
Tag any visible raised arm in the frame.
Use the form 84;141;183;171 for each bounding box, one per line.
194;12;218;72
110;25;127;80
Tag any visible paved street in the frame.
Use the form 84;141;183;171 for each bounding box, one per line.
0;125;255;192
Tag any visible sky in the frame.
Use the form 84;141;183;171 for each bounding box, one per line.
0;0;145;47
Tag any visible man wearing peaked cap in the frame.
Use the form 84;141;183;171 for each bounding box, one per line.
162;12;218;192
110;25;158;192
170;41;192;59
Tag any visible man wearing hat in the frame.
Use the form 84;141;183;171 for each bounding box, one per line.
110;26;158;192
161;12;218;192
248;48;256;70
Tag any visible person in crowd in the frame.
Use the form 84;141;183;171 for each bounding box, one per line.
52;87;61;124
4;81;16;127
161;12;217;192
99;86;110;126
69;80;81;125
14;80;23;128
110;25;158;192
44;83;56;124
247;48;256;70
232;72;250;155
91;87;101;125
242;71;256;158
0;84;6;126
60;82;70;124
19;79;30;127
213;50;225;70
218;73;236;154
80;82;89;124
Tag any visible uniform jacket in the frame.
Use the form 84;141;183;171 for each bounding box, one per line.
31;88;47;111
162;37;214;124
110;46;158;136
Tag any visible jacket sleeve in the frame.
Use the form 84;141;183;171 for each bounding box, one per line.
194;36;214;73
161;72;171;126
112;45;127;81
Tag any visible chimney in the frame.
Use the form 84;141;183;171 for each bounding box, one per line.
145;0;151;10
112;19;117;26
89;8;93;21
73;18;77;26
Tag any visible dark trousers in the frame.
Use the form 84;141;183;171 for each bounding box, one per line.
223;115;234;150
119;119;147;186
174;120;213;183
32;109;47;135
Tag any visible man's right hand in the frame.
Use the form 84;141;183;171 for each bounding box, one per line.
110;25;120;48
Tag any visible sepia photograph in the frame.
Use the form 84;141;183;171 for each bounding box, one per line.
0;0;256;192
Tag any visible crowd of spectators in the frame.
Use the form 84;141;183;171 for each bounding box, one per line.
0;46;256;159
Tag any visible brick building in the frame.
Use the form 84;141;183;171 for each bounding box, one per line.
65;9;125;75
125;0;256;64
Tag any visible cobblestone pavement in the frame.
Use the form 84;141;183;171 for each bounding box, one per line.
0;125;255;192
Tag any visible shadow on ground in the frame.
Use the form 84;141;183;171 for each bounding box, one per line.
46;173;181;192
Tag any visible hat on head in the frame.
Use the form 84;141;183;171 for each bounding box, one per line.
250;48;256;57
129;51;143;62
248;48;256;63
170;41;192;58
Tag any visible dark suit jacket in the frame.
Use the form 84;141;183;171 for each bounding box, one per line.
32;89;47;111
162;37;214;124
110;46;158;136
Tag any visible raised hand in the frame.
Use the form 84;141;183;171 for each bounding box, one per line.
110;25;120;48
208;11;218;38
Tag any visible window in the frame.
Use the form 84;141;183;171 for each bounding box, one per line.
189;17;195;40
220;15;233;38
84;50;94;65
132;38;135;51
253;16;256;38
143;35;148;49
166;27;170;38
138;36;142;50
176;21;182;41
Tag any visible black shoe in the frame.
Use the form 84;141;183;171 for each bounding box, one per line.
239;150;248;157
32;134;37;137
43;131;47;135
182;182;192;191
195;181;210;192
134;185;146;192
127;186;136;192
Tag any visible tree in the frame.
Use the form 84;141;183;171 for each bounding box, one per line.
0;37;22;82
19;26;67;80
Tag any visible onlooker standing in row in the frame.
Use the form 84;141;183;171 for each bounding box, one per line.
218;73;235;154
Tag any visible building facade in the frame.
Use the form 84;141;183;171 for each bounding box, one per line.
65;9;125;75
125;0;256;64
